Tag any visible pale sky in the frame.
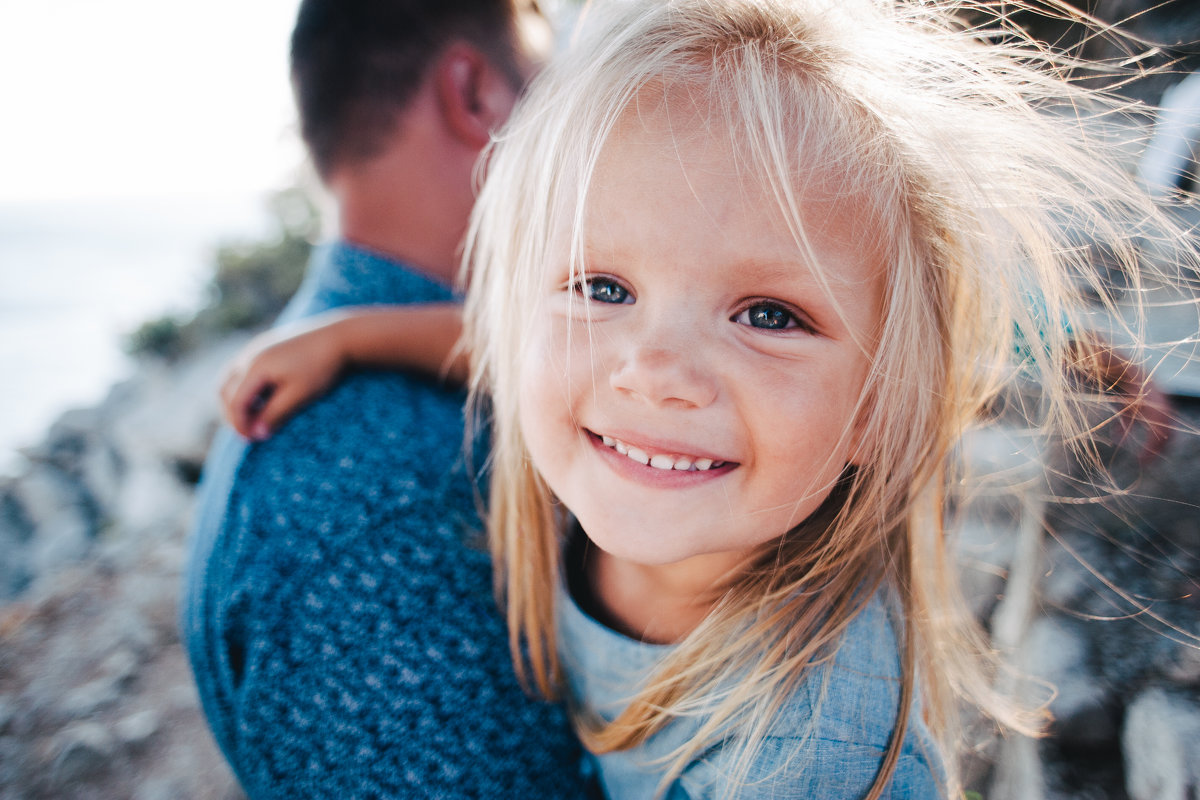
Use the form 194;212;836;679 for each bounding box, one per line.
0;0;306;471
0;0;304;203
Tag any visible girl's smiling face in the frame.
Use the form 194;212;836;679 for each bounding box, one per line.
518;101;885;588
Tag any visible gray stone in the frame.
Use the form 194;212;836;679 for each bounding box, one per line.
1122;688;1200;800
0;483;35;544
990;733;1046;800
0;487;34;600
115;709;159;747
60;676;122;719
955;514;1018;623
120;573;183;644
113;464;193;540
35;407;125;508
0;695;13;733
166;682;202;712
99;648;141;686
18;468;95;575
1025;616;1115;747
107;342;236;470
1093;612;1183;690
1163;642;1200;685
0;735;24;789
1038;532;1107;611
134;777;189;800
112;606;159;655
75;436;125;519
959;424;1049;488
51;722;117;785
59;649;140;718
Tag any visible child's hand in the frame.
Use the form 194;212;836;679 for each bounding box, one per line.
219;303;466;440
1069;333;1174;465
220;322;348;441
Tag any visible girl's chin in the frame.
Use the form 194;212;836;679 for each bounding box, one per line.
578;526;745;574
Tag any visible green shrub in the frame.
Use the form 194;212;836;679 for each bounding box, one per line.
126;188;318;361
125;315;190;360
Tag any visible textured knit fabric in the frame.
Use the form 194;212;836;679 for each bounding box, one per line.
558;584;942;799
181;242;585;799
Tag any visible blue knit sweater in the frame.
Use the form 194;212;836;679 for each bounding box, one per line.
181;242;584;798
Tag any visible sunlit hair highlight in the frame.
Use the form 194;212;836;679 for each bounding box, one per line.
464;1;1195;797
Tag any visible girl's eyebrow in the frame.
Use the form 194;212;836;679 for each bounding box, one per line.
729;259;811;283
713;258;870;297
582;236;806;277
582;228;869;293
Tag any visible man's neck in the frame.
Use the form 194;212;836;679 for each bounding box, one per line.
337;189;465;286
328;96;477;286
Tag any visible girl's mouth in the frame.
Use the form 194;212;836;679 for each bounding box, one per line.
590;431;730;472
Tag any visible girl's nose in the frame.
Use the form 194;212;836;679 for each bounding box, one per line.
608;333;718;409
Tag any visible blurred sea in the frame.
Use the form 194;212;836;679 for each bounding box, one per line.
0;194;275;476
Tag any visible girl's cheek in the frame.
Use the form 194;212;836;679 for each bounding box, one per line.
547;315;597;384
516;317;571;427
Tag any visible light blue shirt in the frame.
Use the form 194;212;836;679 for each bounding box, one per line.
558;585;943;799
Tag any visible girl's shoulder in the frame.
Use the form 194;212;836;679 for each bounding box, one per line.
679;741;941;800
559;583;944;799
781;591;909;745
677;592;944;799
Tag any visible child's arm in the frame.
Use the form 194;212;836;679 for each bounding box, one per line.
220;304;465;441
1067;332;1173;464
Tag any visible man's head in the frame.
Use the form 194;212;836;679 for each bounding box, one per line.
290;0;549;180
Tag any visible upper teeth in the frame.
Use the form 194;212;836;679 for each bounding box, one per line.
600;435;722;471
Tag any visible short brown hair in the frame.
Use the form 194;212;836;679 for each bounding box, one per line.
290;0;533;178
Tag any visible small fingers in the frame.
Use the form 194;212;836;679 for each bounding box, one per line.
1135;389;1174;465
228;374;276;441
218;367;249;436
249;382;309;441
218;362;242;413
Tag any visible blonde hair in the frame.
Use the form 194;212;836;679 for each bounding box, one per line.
464;0;1194;796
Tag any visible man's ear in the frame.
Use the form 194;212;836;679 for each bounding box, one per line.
435;42;518;149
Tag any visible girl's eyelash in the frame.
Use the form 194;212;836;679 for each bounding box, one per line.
732;299;816;334
561;278;812;331
568;274;634;304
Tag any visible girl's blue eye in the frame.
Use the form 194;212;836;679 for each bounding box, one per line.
734;302;800;331
582;277;631;304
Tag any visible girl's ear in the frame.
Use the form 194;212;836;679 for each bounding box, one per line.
435;42;519;150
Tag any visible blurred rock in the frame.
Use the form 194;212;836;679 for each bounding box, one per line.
51;722;117;786
0;694;13;733
0;190;307;799
1162;641;1200;685
115;709;160;748
18;468;95;578
59;649;140;721
0;335;242;799
1122;688;1200;800
1026;616;1117;748
990;734;1046;800
962;396;1200;800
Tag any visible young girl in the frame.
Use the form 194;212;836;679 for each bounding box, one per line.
222;0;1194;796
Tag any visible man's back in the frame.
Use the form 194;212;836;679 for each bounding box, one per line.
183;243;583;798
